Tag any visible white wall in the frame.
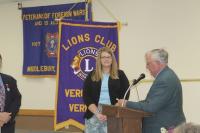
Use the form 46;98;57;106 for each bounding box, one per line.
0;0;200;123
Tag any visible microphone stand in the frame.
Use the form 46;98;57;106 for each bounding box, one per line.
122;79;137;107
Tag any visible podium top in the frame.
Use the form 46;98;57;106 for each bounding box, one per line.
102;104;151;118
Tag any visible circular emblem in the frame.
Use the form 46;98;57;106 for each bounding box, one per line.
70;47;98;80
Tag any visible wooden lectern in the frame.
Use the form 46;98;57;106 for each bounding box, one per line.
102;104;151;133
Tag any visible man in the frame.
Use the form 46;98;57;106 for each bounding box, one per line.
0;54;21;133
117;49;186;133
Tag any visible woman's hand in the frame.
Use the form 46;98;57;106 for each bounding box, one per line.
96;113;107;122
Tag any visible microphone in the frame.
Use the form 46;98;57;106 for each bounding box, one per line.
121;73;145;107
132;73;145;85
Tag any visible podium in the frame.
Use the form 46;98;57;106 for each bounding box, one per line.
102;104;151;133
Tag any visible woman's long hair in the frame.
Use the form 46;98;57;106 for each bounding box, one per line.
91;47;118;81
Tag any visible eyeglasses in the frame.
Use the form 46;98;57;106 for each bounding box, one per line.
101;56;112;59
146;62;152;66
146;60;157;66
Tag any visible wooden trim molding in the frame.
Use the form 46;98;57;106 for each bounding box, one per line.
18;109;54;116
140;79;200;83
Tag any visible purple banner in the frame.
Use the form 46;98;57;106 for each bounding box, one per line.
55;20;119;130
22;2;92;76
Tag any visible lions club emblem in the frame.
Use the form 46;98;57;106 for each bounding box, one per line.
70;47;98;80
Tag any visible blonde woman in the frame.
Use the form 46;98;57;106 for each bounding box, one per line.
83;47;130;133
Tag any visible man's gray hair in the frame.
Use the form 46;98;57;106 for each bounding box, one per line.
150;49;168;64
174;123;200;133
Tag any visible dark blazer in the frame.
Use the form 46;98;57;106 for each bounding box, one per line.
0;73;21;133
126;66;186;133
83;70;130;119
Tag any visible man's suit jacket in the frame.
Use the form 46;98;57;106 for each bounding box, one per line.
0;73;21;133
126;66;186;133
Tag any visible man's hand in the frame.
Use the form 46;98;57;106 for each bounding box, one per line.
116;99;127;107
0;112;11;123
0;120;5;127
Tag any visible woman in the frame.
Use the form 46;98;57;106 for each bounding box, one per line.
0;54;21;133
83;47;130;133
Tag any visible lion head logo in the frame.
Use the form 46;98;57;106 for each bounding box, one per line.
70;55;81;74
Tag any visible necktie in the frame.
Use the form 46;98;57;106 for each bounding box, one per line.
0;76;5;112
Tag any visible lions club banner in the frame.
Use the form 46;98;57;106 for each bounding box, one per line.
22;2;92;76
55;20;119;130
